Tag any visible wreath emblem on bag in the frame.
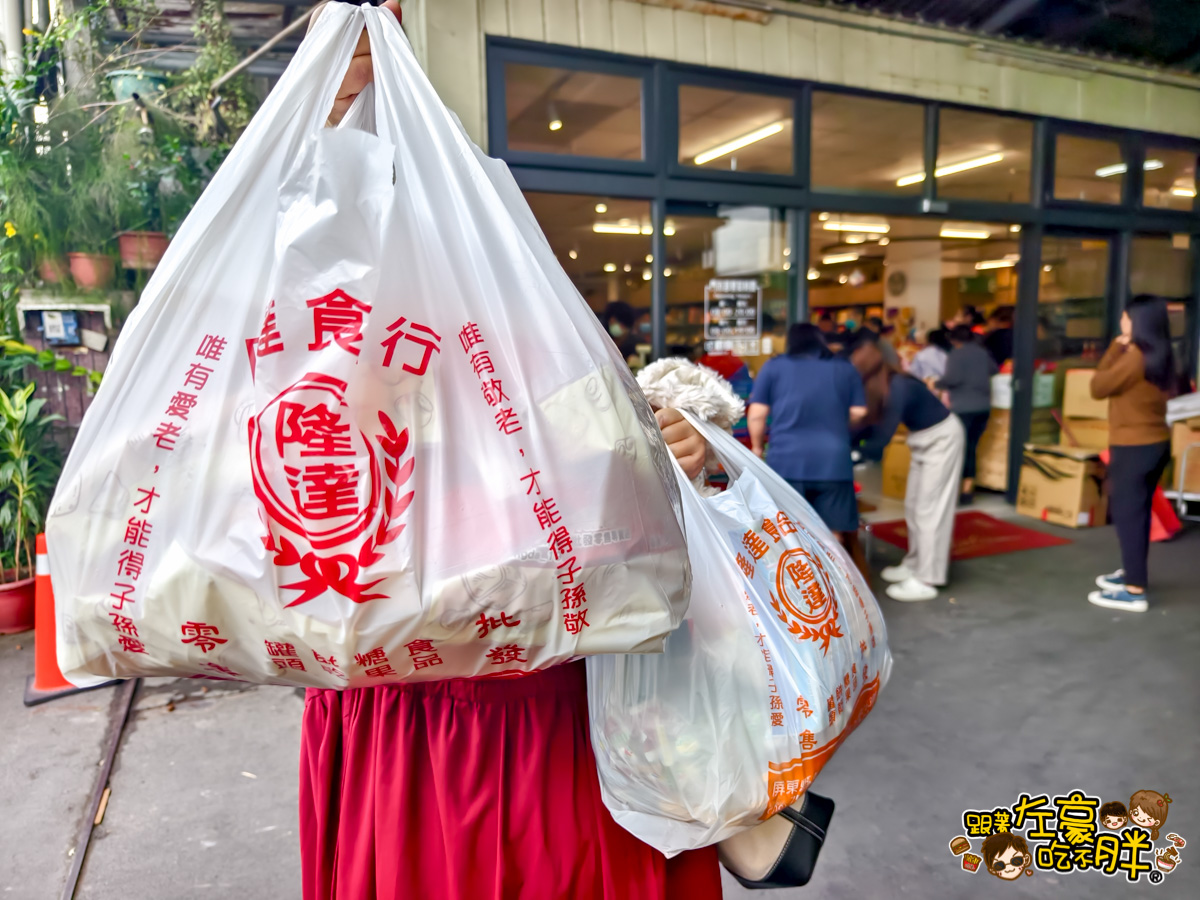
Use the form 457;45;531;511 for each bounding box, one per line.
249;372;414;606
769;547;843;655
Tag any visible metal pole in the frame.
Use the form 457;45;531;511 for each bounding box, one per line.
1009;225;1043;504
1;0;24;78
788;207;808;327
651;196;668;361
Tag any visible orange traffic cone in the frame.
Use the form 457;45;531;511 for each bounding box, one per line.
24;534;116;706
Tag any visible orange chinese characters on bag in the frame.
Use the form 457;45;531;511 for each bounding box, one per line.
768;546;844;655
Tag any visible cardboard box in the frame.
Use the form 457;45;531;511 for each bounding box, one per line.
990;373;1056;410
881;438;911;500
1172;421;1200;493
1061;417;1110;450
1062;369;1109;420
1016;445;1108;529
975;415;1010;491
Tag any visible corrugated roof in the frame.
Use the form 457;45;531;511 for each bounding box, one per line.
810;0;1200;72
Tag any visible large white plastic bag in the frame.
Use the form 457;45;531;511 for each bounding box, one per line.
588;412;892;856
46;4;688;688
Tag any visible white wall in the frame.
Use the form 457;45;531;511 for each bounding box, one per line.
399;0;1200;151
883;240;942;336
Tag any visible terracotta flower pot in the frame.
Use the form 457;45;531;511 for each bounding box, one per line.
67;252;116;290
0;575;36;634
38;256;70;284
118;231;170;270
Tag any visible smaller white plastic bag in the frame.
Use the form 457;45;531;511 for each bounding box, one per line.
588;412;892;856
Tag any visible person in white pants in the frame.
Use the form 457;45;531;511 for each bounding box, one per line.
859;372;965;601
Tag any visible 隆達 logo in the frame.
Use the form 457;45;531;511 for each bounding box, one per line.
769;547;844;654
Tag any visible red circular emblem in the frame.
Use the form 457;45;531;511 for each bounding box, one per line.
775;548;837;625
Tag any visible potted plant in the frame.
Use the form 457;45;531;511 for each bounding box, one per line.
62;152;118;290
0;382;62;633
115;134;205;269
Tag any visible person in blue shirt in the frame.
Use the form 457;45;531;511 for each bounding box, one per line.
857;368;966;602
748;324;868;575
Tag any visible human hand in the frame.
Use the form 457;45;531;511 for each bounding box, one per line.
1116;333;1131;346
311;0;403;125
752;446;764;459
655;408;706;481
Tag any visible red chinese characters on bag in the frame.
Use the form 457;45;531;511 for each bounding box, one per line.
248;288;427;607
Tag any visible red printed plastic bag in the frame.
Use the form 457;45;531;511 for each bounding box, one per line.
588;412;891;855
46;4;688;688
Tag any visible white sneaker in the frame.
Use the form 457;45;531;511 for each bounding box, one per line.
886;577;938;602
881;565;913;584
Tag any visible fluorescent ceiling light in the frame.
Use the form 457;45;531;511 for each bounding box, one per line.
822;252;859;265
693;120;788;166
603;263;617;272
940;228;991;239
1171;187;1196;198
845;234;866;244
975;256;1019;270
807;268;820;280
823;221;890;234
1010;224;1021;233
1095;159;1163;178
896;152;1005;187
593;223;642;235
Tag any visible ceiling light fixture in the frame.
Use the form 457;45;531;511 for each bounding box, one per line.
1009;224;1021;233
783;261;791;270
568;249;578;259
940;228;991;239
807;268;820;280
548;119;563;131
593;223;643;235
623;263;632;272
595;203;607;213
822;252;860;265
896;152;1005;187
664;267;673;276
693;120;789;166
1171;187;1197;198
1095;159;1163;178
603;263;617;272
818;212;830;221
783;247;791;256
975;255;1020;270
879;237;890;246
838;274;849;284
664;222;677;236
823;221;890;234
642;269;652;280
1043;264;1052;272
845;234;866;244
645;254;653;263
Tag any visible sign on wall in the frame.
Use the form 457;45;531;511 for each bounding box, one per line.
704;278;762;340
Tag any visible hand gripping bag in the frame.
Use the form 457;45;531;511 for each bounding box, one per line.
46;4;688;688
587;411;891;856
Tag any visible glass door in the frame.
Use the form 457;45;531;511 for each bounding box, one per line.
1030;231;1114;451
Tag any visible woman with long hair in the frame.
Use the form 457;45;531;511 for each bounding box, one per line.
1088;295;1175;613
748;324;868;576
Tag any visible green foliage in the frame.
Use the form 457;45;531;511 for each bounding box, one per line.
172;0;257;136
0;382;63;581
0;339;103;390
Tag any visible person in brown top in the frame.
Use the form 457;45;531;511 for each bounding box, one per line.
1087;295;1174;613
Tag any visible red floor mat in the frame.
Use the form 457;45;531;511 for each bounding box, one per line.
869;511;1073;560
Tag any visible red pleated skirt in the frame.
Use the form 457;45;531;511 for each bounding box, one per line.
299;661;723;900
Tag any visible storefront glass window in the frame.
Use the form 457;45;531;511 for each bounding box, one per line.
663;206;789;377
678;86;793;175
504;64;643;159
1142;148;1197;211
1054;134;1125;204
1131;235;1193;376
521;192;653;363
936;108;1033;203
811;92;925;194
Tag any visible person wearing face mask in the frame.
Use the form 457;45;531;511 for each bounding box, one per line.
601;301;639;364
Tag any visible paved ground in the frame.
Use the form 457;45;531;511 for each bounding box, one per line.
2;503;1197;899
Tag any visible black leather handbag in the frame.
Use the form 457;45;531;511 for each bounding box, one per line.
717;791;835;889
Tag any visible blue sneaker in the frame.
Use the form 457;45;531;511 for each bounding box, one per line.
1095;569;1125;591
1088;587;1148;613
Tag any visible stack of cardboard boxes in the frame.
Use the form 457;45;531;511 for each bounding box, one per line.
974;373;1059;492
1060;369;1110;449
881;426;910;500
